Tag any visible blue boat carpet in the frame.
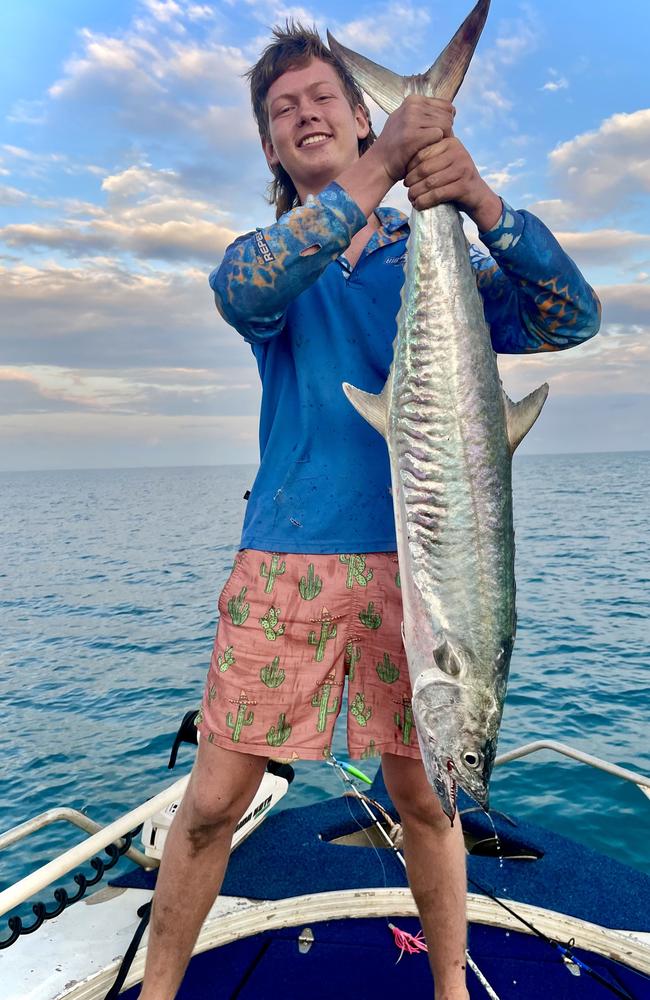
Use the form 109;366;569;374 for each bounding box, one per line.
111;768;650;933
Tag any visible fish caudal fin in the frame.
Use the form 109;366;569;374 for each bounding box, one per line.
342;380;391;438
502;383;549;453
327;0;490;109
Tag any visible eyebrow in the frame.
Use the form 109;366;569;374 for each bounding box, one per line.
269;81;336;108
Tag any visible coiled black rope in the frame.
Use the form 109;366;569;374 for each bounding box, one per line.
0;825;143;949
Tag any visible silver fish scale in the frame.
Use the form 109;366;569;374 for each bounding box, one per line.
389;204;515;667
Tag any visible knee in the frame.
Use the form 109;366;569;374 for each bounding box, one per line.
393;788;453;835
180;784;243;851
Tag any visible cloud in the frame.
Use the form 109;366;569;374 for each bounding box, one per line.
0;259;250;370
331;3;432;55
500;319;649;398
597;283;650;325
0;184;28;206
0;364;260;418
541;69;568;93
0;412;260;470
0;163;238;263
550;229;650;267
6;100;47;125
549;108;650;218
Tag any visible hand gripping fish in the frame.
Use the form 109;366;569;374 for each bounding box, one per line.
329;0;548;822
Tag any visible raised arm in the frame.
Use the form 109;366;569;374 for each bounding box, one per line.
210;184;366;344
471;204;601;353
212;96;456;343
404;135;601;353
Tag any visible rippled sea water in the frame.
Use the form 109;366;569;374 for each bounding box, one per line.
1;454;648;903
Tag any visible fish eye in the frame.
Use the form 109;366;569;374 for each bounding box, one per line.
462;750;482;769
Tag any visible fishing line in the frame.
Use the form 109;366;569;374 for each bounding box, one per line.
327;755;501;999
465;872;639;1000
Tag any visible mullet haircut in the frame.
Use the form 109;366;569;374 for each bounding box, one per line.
246;21;376;219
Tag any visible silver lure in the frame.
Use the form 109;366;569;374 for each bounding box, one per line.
329;0;548;821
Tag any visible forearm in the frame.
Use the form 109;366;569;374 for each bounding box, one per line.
475;202;601;353
334;144;396;217
211;183;367;342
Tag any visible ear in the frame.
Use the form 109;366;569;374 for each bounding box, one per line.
354;103;370;141
262;137;280;170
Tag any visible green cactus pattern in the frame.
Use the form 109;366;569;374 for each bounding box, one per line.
311;681;340;732
266;712;292;747
195;707;204;727
339;554;373;589
395;570;401;589
376;652;400;684
350;692;372;727
299;563;323;600
345;641;361;682
361;740;379;759
259;606;286;640
217;645;235;672
227;586;250;626
260;655;285;688
208;682;217;703
394;701;414;745
358;601;382;629
308;611;337;662
226;694;254;742
260;554;286;593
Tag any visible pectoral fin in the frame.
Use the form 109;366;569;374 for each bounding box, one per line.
503;383;549;453
342;378;391;438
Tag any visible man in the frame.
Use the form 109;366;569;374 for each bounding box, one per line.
140;24;599;1000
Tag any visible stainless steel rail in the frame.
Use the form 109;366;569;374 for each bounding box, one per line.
0;774;189;918
495;740;650;796
1;741;648;919
0;808;152;868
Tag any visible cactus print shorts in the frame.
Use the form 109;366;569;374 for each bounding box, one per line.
196;549;422;762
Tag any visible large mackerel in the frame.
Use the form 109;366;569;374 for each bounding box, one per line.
329;0;548;821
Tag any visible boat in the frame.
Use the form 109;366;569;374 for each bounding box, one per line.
2;711;649;1000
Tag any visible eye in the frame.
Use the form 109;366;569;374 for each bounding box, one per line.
462;750;482;770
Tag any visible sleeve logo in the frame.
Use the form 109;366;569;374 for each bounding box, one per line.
254;230;275;263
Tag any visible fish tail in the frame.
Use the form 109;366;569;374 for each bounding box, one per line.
327;0;490;110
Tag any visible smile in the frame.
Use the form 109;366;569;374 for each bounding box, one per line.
298;133;332;147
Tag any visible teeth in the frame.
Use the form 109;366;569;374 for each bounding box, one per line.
301;134;330;147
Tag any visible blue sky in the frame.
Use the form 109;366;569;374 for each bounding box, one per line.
1;0;649;470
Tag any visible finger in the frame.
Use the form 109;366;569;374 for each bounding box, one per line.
406;137;455;173
411;180;468;212
404;149;457;187
407;165;467;203
410;126;444;154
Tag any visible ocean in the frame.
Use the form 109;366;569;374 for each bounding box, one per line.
1;453;648;912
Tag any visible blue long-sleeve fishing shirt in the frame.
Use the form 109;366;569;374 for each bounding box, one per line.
211;182;600;554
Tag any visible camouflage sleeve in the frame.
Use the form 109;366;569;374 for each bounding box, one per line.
209;182;367;343
470;200;601;354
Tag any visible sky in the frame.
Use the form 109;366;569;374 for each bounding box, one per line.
1;0;649;471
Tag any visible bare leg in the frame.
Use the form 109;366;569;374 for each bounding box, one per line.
382;753;468;1000
139;741;268;1000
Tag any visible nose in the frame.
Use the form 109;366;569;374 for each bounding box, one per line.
296;102;322;127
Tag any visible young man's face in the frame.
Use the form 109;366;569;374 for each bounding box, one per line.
263;58;370;201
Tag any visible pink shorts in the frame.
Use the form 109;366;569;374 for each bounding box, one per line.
196;549;421;762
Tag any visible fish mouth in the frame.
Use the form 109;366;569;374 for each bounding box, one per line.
424;739;458;824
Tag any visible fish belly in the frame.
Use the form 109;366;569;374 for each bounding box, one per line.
388;205;515;692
